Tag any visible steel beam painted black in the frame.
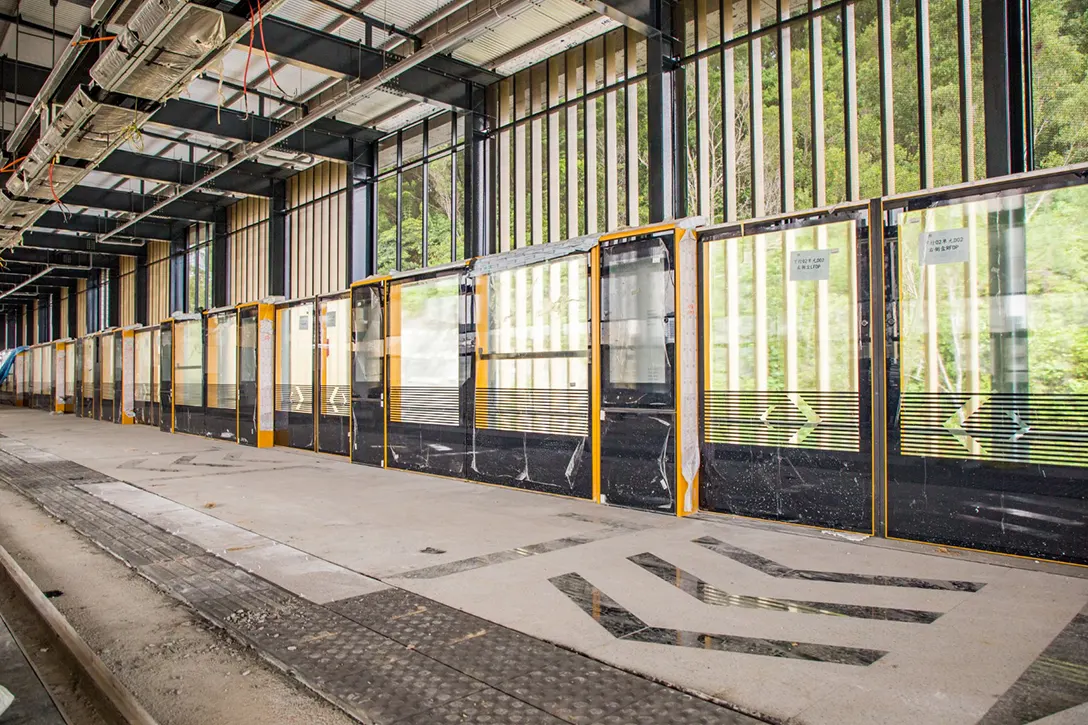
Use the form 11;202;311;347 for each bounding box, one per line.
35;210;175;241
346;139;374;281
578;0;660;37
97;151;281;198
256;18;498;112
269;179;286;297
0;247;110;268
20;231;147;258
981;0;1031;176
150;100;380;163
212;206;228;308
62;185;223;223
0;56;49;98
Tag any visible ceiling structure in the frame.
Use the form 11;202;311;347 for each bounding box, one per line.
0;0;636;306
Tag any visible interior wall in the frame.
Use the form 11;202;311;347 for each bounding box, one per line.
229;196;271;304
287;161;347;298
148;241;170;322
119;256;137;327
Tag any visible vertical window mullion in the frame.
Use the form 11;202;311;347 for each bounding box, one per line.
604;32;619;231
917;0;934;189
625;27;638;226
877;0;895;194
531;66;545;246
778;0;794;213
748;0;765;218
565;50;579;239
843;2;860;201
584;43;598;234
722;0;737;221
810;1;826;208
696;0;711;219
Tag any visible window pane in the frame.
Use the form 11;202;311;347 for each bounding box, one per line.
401;165;424;270
275;304;314;415
427;155;454;266
377;176;398;274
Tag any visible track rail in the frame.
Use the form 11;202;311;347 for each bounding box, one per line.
0;543;160;725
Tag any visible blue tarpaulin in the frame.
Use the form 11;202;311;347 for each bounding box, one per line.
0;347;26;385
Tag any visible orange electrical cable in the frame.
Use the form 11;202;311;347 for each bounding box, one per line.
71;35;116;46
0;156;27;174
256;1;287;96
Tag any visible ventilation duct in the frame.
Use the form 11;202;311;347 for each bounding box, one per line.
0;193;48;230
5;164;88;202
4;26;95;154
91;0;231;102
42;87;152;161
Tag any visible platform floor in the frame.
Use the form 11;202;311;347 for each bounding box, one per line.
0;409;1086;725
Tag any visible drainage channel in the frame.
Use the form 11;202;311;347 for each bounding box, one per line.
0;542;159;725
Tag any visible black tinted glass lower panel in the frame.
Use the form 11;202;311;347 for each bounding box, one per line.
601;411;675;513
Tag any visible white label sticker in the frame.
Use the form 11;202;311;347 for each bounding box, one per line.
920;228;970;265
790;249;832;281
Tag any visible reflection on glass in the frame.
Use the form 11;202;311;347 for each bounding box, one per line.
319;296;350;416
276;304;314;414
101;337;114;400
427;154;454;267
82;338;94;398
476;256;589;435
64;344;74;399
389;275;460;425
702;220;860;451
207;313;237;410
401;164;424;270
353;286;383;388
377;176;398;274
705;221;859;392
601;236;674;402
151;328;160;401
135;331;152;402
897;185;1088;466
174;320;204;407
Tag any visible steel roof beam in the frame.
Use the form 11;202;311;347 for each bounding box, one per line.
20;231;147;258
150;99;380;163
96;150;282;198
0;247;116;268
255;18;499;112
34;211;175;241
61;185;223;222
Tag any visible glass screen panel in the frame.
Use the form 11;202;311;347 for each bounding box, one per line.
476;255;589;435
353;286;383;387
100;338;114;399
389;275;460;425
175;320;204;407
151;328;160;400
897;186;1088;466
319;296;351;416
207;313;237;410
135;331;151;402
275;303;314;414
82;339;94;398
703;220;860;451
600;234;675;406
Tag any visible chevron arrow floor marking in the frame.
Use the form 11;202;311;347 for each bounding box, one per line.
549;572;887;666
629;553;943;623
695;536;986;591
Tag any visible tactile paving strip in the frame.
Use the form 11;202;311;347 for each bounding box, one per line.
0;442;766;725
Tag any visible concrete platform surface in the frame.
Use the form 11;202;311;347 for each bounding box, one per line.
1;409;1087;725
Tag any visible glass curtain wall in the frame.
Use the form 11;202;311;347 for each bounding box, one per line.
490;27;650;249
676;0;985;223
376;112;469;274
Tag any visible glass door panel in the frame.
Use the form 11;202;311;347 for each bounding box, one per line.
351;284;385;465
318;295;351;455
